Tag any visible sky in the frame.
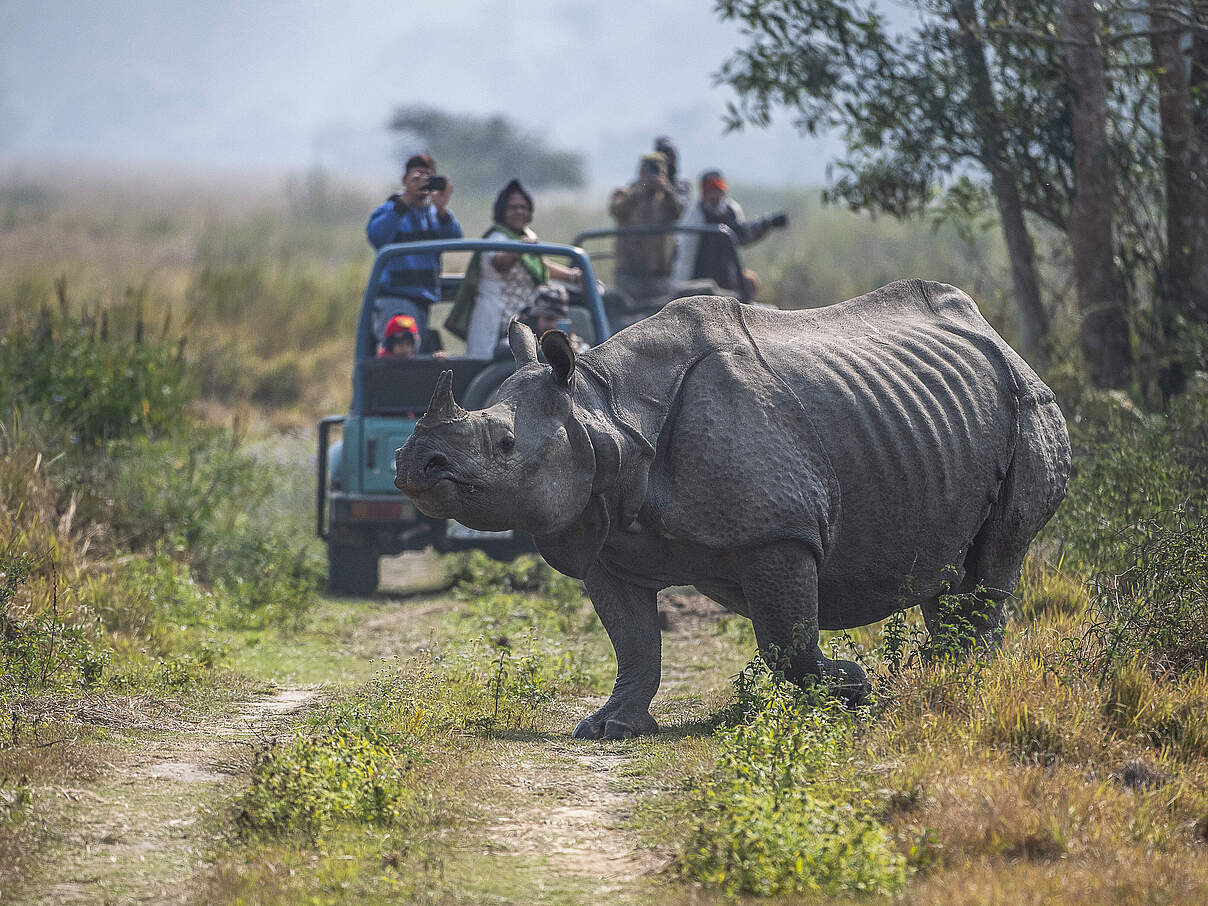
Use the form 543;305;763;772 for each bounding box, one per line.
0;0;843;190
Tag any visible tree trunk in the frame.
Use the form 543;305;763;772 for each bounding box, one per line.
1149;0;1208;324
1061;0;1133;387
1188;0;1208;320
1192;0;1208;144
950;0;1050;366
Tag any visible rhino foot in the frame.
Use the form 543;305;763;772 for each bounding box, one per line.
834;676;872;709
573;709;658;740
827;659;871;710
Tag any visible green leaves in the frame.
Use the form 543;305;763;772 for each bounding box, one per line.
677;659;907;897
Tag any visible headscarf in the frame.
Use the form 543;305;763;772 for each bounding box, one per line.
445;180;548;340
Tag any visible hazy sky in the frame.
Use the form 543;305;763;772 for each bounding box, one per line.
0;0;842;189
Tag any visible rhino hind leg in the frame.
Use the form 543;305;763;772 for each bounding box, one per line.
573;565;661;741
923;400;1071;652
740;541;869;707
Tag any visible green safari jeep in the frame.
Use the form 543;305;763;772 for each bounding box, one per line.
316;238;611;596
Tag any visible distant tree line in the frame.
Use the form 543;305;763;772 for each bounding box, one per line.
388;106;585;194
716;0;1208;398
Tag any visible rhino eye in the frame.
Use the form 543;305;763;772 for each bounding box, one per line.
498;434;515;454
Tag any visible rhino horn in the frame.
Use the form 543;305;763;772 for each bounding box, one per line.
509;319;539;367
418;370;467;426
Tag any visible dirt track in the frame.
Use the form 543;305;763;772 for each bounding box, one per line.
15;688;316;905
13;552;743;904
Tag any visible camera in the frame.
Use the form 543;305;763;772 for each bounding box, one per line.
424;175;447;192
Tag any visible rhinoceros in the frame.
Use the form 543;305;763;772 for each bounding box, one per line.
395;280;1071;739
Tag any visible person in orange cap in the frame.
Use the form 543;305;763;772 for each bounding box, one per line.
675;169;788;296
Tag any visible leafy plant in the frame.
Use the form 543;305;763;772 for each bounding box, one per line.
677;658;907;898
0;302;187;446
238;725;418;836
445;551;584;605
1;554;107;697
1048;400;1205;573
79;434;324;629
1080;509;1208;682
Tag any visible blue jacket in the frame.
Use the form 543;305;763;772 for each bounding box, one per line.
366;198;464;306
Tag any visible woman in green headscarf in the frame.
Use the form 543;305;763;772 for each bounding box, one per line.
446;179;581;357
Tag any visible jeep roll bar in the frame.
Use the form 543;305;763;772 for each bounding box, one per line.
572;223;748;302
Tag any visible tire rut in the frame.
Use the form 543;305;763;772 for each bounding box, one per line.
464;590;736;896
14;687;317;906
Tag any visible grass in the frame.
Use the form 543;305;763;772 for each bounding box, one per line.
1;170;1018;429
200;557;625;905
2;167;1208;903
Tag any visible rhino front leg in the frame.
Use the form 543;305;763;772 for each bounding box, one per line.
573;564;661;741
740;541;869;706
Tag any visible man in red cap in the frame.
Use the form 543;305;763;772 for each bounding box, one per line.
675;169;788;296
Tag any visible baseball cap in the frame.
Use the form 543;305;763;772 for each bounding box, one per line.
384;314;419;340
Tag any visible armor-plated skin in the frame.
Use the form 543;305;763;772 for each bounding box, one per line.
395;280;1071;740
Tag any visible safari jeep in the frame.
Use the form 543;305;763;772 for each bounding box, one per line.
317;238;610;596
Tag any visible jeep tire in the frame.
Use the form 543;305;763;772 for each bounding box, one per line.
326;540;379;597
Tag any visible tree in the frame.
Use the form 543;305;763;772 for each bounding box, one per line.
713;0;1153;387
388;107;584;194
950;0;1049;365
1061;0;1133;386
1147;1;1208;325
716;1;1068;363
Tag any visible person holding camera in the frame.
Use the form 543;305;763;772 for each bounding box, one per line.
609;152;685;295
674;169;788;297
366;152;463;349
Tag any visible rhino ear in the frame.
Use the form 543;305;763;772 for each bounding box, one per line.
508;319;539;367
541;329;575;387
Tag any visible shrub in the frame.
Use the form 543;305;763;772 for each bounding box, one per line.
236;671;432;837
677;660;907;898
211;530;323;630
237;725;417;836
446;550;584;605
1080;509;1208;682
1;552;108;701
78;433;323;629
0;305;187;446
1048;400;1205;573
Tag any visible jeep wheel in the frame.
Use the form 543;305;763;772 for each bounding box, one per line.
326;542;379;597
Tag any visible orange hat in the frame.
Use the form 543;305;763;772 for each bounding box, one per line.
384;314;419;340
701;170;728;194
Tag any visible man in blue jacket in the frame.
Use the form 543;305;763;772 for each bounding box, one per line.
366;153;463;350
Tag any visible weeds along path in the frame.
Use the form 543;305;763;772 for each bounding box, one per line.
13;687;316;906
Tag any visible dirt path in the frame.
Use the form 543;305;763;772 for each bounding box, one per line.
14;553;744;904
14;687;316;906
451;584;744;902
478;741;668;886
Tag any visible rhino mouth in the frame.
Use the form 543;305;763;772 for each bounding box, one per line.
396;452;477;497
